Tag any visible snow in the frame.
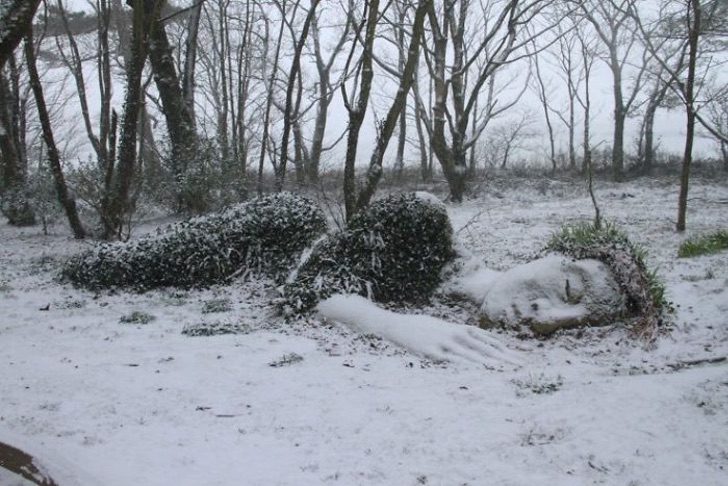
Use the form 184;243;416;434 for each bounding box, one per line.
449;260;502;303
1;176;728;485
413;190;445;209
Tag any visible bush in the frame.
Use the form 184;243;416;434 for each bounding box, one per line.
0;188;36;227
62;192;327;291
545;222;670;339
281;192;455;315
678;230;728;258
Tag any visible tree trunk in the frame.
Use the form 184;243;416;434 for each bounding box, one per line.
24;29;85;238
276;0;321;191
182;0;202;120
102;0;157;239
0;0;41;69
342;0;380;221
568;95;576;171
146;0;199;211
427;4;467;202
533;52;556;173
354;0;429;213
643;101;657;172
610;50;625;181
414;103;431;182
677;0;701;232
0;69;35;226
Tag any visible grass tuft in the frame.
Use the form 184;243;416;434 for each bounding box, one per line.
678;230;728;258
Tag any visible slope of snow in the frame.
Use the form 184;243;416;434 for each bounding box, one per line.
1;176;727;485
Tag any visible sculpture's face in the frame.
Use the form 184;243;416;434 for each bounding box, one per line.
479;255;625;335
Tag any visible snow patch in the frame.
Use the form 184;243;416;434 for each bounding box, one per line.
414;191;445;209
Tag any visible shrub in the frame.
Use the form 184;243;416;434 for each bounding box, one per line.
119;311;156;325
0;188;36;227
62;193;327;291
545;222;670;339
678;230;728;258
281;192;455;315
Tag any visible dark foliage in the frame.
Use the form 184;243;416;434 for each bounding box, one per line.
62;193;327;291
282;193;455;315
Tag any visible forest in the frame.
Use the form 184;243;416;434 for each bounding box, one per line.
0;0;726;237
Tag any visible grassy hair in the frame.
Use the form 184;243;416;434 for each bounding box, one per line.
678;230;728;258
545;221;670;340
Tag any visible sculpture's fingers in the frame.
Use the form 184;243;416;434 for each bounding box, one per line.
465;327;507;350
438;343;500;367
455;332;523;367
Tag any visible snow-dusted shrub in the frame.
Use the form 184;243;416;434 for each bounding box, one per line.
282;193;455;315
545;222;670;338
62;193;327;291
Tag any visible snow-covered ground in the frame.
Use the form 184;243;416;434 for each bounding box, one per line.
1;176;727;485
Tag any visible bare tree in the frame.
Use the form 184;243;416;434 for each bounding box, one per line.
341;0;380;220
276;0;321;191
24;26;85;238
485;111;534;169
0;61;35;226
182;0;203;119
354;0;431;213
147;0;202;211
677;0;701;232
531;47;557;172
0;0;42;225
255;2;286;195
637;65;672;172
577;0;648;181
102;0;162;239
574;19;597;174
629;0;727;231
548;19;584;172
419;0;559;202
705;91;728;169
304;4;351;183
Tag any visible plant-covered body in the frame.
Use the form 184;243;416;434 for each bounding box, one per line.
62;193;327;291
282;193;455;315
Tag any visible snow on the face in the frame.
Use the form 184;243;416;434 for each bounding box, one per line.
480;255;625;329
